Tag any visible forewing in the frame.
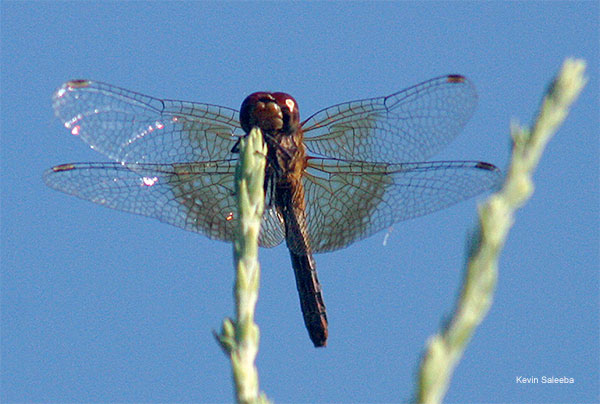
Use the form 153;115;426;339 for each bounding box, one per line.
53;80;245;164
302;158;502;253
301;75;477;163
43;161;285;248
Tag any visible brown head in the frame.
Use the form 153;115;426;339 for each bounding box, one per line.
239;92;300;135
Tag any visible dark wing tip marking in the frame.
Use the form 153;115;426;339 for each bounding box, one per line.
446;74;467;83
475;161;501;172
51;163;76;172
65;79;92;88
474;161;503;190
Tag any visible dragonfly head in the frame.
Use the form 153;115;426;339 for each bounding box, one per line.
240;92;300;136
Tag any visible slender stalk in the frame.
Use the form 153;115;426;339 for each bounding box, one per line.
415;58;587;403
216;127;270;404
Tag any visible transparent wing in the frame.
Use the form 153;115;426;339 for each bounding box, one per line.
302;158;501;253
43;161;285;248
53;80;245;164
301;75;477;163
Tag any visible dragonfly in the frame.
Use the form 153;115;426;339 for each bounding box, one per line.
44;76;502;347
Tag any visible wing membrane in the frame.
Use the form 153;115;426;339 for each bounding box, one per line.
53;80;245;164
301;75;477;163
43;161;285;248
302;158;501;253
47;77;501;255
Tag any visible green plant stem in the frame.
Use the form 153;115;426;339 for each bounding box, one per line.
415;58;587;404
216;127;270;404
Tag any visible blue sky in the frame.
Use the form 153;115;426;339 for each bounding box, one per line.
1;1;598;403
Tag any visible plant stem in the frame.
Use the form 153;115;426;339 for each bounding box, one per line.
216;127;271;404
415;58;587;404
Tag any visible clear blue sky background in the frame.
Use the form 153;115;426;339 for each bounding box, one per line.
2;2;598;403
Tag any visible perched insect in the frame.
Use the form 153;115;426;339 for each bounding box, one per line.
45;76;501;347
